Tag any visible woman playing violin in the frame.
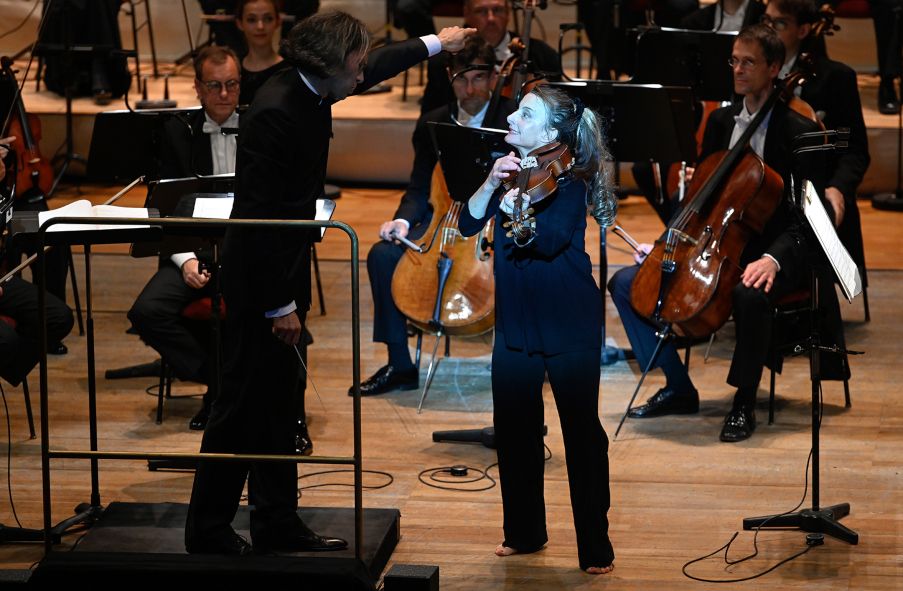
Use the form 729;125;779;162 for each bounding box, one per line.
458;86;617;574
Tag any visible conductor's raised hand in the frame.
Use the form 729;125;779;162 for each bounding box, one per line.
437;26;477;53
272;311;303;346
487;152;521;190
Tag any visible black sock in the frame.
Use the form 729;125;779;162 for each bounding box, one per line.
387;342;415;371
659;351;695;395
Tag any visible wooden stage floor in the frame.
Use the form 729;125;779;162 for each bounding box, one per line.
0;187;900;588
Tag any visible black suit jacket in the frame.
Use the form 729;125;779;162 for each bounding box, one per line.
224;37;432;314
157;109;214;180
421;35;560;114
699;100;824;277
679;0;765;30
396;97;517;238
797;56;870;200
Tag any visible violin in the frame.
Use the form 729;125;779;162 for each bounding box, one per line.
1;56;53;203
502;141;573;246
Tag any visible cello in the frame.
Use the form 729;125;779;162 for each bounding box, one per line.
629;73;811;339
390;165;496;337
1;56;53;203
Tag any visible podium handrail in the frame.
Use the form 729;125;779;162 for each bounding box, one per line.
36;216;364;558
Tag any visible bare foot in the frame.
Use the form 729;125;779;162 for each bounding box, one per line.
495;544;518;557
585;564;615;575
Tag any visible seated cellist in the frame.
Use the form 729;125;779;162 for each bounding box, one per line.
608;24;845;442
356;36;517;396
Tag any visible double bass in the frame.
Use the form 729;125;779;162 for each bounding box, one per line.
629;74;812;339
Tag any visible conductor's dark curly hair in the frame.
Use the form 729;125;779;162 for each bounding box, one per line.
280;11;370;78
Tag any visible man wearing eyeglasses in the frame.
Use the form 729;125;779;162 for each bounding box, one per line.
608;24;844;443
128;46;244;433
359;36;516;396
760;0;869;280
420;0;560;114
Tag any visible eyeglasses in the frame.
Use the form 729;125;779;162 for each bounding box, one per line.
470;6;506;17
200;79;240;93
727;57;759;70
760;14;794;31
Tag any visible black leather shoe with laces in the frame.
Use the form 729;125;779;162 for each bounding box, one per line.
349;365;418;397
627;386;699;418
720;406;756;442
186;530;252;556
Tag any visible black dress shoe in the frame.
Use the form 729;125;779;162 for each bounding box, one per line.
720;406;756;442
189;404;210;431
879;79;901;115
349;365;418;397
186;531;252;555
254;523;348;553
628;386;699;418
295;421;313;456
49;342;68;355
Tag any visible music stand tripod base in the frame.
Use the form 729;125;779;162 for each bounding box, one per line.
743;503;858;545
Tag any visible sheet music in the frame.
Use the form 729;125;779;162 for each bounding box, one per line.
193;197;234;220
192;197;335;237
38;200;149;232
802;181;861;302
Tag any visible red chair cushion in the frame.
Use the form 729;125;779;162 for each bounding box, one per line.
181;298;226;321
0;315;17;330
833;0;871;19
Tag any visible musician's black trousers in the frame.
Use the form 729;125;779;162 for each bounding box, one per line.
128;262;214;385
366;240;409;346
491;331;614;570
185;309;306;545
0;276;73;386
609;263;803;409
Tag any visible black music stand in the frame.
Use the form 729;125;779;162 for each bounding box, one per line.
549;81;697;368
632;27;737;102
86;109;193;182
742;178;861;545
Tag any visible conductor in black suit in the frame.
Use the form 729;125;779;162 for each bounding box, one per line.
608;25;835;442
420;0;560;114
184;12;475;555
358;36;517;396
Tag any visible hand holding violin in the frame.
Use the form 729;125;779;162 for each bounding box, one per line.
487;152;521;190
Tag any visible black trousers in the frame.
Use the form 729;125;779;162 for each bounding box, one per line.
128;262;214;384
366;240;408;346
869;0;903;81
608;265;686;377
128;262;310;418
185;309;306;544
0;276;73;386
609;263;802;408
491;332;613;570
